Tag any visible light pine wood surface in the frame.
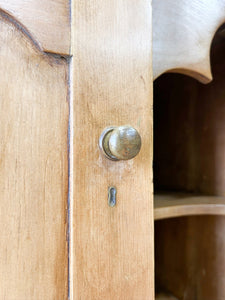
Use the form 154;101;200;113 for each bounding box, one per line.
0;13;69;299
71;0;154;299
153;0;225;83
0;0;70;54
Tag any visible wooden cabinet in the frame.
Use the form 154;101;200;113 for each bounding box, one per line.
2;0;225;299
0;1;154;299
153;1;225;299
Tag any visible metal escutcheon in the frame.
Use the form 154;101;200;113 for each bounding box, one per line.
99;125;142;161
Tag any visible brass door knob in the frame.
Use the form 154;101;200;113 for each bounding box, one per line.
99;125;142;161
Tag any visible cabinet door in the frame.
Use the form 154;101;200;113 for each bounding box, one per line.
71;1;154;299
0;1;154;299
0;4;70;299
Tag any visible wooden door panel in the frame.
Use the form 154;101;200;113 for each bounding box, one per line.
72;1;154;299
0;13;68;299
0;2;70;54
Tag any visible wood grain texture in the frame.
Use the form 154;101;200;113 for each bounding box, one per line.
154;30;225;196
71;0;154;299
153;0;225;83
154;193;225;220
0;14;68;299
155;216;225;300
0;0;70;54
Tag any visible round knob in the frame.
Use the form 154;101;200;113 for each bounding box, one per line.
99;125;142;161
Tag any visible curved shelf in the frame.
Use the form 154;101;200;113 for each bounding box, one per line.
155;293;178;300
154;193;225;220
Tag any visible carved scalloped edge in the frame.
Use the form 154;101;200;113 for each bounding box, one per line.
153;0;225;83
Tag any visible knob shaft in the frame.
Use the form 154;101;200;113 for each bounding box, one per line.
99;125;142;161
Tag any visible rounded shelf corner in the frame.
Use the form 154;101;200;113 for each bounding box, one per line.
154;193;225;220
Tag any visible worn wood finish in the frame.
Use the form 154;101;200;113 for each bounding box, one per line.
155;216;225;300
72;0;154;299
0;14;68;299
0;0;70;54
153;0;225;83
154;193;225;220
154;31;225;196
